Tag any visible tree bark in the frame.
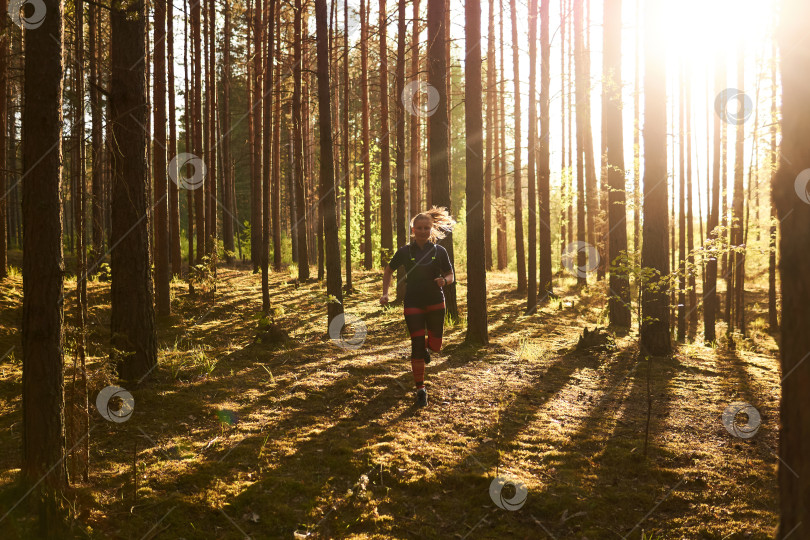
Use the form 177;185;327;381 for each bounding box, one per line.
464;0;488;344
573;0;587;287
360;0;372;268
250;0;262;272
379;0;393;266
22;0;67;497
272;7;283;271
261;0;276;313
409;0;421;216
604;0;630;328
154;0;171;316
315;0;345;329
704;54;722;343
728;44;746;343
0;0;7;279
510;0;526;293
775;0;810;534
222;0;235;264
526;0;538;311
293;0;309;280
538;0;552;301
191;0;205;263
394;0;407;300
767;39;778;331
639;0;670;356
110;0;157;382
484;0;494;271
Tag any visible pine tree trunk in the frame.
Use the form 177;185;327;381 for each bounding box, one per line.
22;0;67;497
315;0;345;327
360;0;372;268
559;0;567;273
185;0;194;267
538;0;552;301
573;0;587;287
639;0;670;356
686;68;697;339
510;0;526;293
633;0;640;259
110;0;157;381
704;54;722;343
154;0;171;316
293;0;309;280
272;12;283;271
206;0;217;257
427;0;456;320
168;0;181;275
250;0;262;272
261;0;275;313
464;0;488;344
768;39;778;331
409;0;421;216
484;0;494;271
604;0;630;328
566;0;573;247
343;0;352;290
496;0;507;270
192;0;205;263
394;0;407;301
775;0;810;531
0;0;7;279
379;0;392;266
222;0;234;264
581;2;597;261
728;44;745;343
526;0;538;311
677;65;686;342
73;0;90;479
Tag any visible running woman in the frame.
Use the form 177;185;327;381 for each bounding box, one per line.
380;207;456;407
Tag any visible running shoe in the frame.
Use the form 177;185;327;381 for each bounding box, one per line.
416;388;427;407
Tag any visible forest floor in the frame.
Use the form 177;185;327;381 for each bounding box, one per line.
0;253;781;539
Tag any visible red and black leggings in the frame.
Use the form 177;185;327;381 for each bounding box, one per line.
404;300;446;389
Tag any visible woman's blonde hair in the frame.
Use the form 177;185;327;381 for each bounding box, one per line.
409;206;457;243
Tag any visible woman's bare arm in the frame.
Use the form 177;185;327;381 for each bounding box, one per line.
381;265;394;304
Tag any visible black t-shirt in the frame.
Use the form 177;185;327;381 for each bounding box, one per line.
386;241;454;305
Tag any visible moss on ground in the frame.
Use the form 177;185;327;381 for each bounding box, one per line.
0;255;779;538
